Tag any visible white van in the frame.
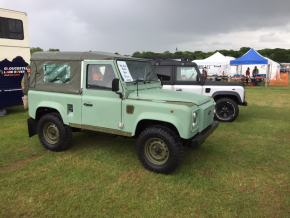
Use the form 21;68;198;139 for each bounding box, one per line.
0;8;30;116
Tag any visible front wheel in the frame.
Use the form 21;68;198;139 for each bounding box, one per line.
215;98;239;122
37;113;72;152
136;127;184;174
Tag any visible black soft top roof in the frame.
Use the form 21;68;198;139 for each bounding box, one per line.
150;59;198;66
31;51;136;61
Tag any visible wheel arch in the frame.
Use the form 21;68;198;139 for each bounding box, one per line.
34;101;68;125
212;91;242;105
134;119;180;139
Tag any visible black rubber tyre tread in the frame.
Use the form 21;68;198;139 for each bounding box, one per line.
136;126;184;174
214;97;239;122
37;113;72;152
154;125;183;148
0;109;7;117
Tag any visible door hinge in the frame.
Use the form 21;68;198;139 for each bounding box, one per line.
118;122;124;129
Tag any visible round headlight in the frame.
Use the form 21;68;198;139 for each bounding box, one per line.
193;112;197;123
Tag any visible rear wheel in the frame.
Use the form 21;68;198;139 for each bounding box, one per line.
37;113;72;151
136;126;183;174
215;98;239;122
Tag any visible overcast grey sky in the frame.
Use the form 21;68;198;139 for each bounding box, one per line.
1;0;290;55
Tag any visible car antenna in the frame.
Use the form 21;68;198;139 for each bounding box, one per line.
135;77;139;100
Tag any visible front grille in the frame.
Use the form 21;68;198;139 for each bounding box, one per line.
202;104;215;130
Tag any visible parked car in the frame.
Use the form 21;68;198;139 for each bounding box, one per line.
148;56;247;122
27;51;219;174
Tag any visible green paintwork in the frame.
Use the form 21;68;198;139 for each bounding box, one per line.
29;53;216;141
29;90;82;125
122;99;200;139
128;88;211;106
144;138;169;165
137;99;195;107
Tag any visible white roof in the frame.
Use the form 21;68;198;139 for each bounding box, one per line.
193;52;234;66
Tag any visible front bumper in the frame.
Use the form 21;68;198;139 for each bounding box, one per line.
241;101;248;106
190;121;219;147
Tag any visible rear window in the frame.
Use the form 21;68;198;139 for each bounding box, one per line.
155;67;171;81
43;64;70;84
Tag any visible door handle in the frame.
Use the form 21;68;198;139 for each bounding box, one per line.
176;89;182;91
84;103;93;106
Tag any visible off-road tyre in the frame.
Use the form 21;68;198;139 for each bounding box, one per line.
136;126;184;174
37;113;72;152
0;109;7;117
154;125;183;147
215;97;239;122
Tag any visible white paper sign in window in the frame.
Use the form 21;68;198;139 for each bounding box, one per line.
117;61;133;82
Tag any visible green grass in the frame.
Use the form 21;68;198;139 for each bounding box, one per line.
1;86;290;217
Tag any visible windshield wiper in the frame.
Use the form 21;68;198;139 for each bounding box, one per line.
144;71;153;83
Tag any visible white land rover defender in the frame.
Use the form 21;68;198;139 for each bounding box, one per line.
146;56;247;122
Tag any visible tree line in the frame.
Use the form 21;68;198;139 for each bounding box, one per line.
30;47;290;63
30;47;59;55
133;47;290;63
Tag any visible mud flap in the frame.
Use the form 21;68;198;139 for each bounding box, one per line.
27;118;38;137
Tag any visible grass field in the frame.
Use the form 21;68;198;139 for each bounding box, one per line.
1;86;290;217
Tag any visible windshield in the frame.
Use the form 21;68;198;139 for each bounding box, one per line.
117;60;158;82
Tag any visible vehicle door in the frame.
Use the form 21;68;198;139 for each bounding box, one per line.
81;61;122;130
155;66;174;90
173;66;203;94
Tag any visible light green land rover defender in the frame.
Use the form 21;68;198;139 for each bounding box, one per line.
27;51;219;174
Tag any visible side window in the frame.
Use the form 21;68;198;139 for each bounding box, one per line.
176;67;199;81
87;64;116;90
8;18;24;40
155;67;171;81
0;17;24;40
43;64;70;84
0;20;2;38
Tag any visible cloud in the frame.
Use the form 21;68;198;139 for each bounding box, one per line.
1;0;290;54
211;41;221;45
259;33;279;42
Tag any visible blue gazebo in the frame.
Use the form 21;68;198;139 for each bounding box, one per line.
230;48;271;65
230;48;273;86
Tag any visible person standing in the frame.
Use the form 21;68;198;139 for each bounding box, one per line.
246;67;250;77
252;66;259;77
202;67;208;80
245;67;250;85
21;65;30;110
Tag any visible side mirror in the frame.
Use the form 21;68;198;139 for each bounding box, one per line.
112;78;119;92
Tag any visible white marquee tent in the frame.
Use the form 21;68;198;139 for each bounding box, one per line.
193;52;235;79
